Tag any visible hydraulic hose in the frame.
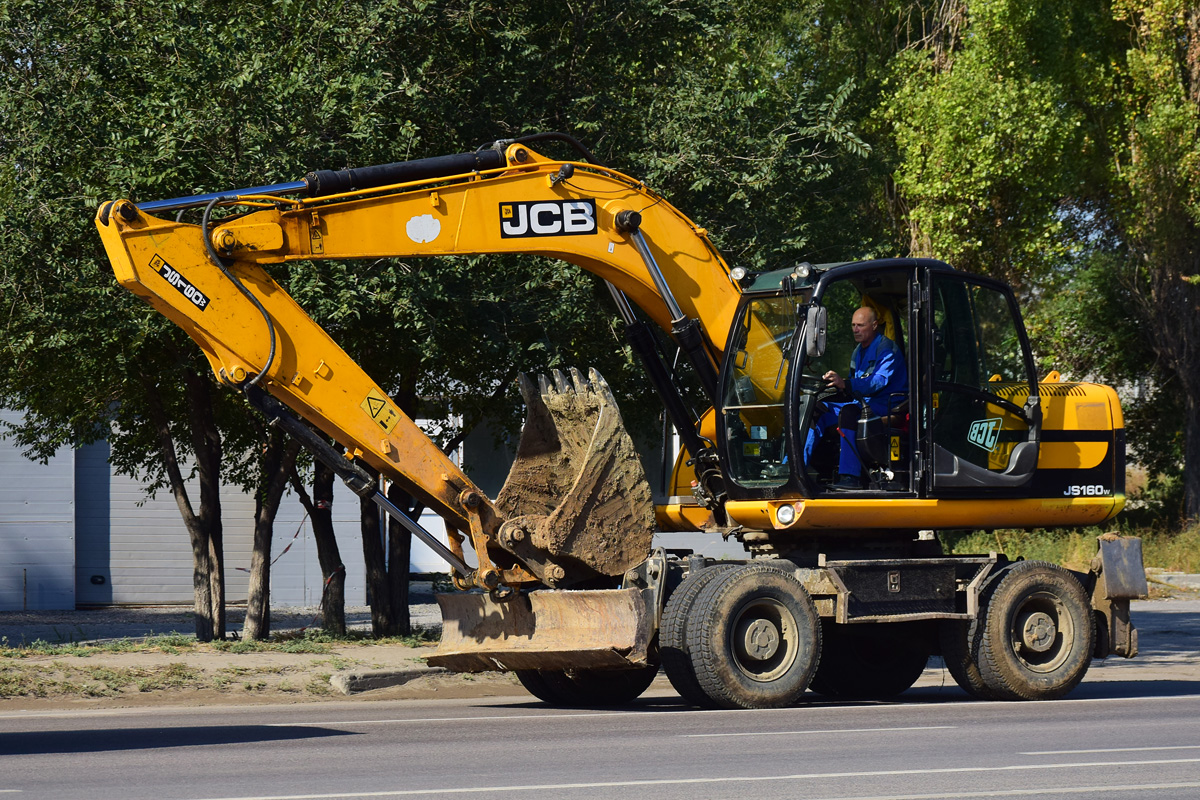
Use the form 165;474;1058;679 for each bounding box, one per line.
201;197;276;389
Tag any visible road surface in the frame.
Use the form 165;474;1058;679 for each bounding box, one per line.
2;682;1199;800
1;599;1196;800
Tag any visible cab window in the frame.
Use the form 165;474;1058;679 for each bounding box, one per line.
930;275;1038;483
721;296;799;488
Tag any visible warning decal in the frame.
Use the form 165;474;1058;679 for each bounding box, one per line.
361;388;399;434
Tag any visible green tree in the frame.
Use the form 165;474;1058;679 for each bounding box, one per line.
1106;0;1200;520
878;0;1200;519
1;0;871;633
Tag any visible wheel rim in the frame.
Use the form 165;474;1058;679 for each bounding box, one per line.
729;596;799;682
1007;590;1074;673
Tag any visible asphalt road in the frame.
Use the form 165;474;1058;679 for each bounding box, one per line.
3;684;1200;800
2;598;1197;800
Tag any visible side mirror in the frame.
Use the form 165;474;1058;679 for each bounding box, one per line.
804;305;827;357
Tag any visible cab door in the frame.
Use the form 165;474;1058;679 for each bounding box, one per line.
923;269;1041;491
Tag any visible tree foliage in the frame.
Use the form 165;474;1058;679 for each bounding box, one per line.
0;0;870;628
867;0;1200;520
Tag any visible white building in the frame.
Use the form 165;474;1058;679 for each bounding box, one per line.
1;409;737;611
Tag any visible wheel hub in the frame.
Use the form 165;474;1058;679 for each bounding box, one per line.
738;618;781;661
1018;610;1057;653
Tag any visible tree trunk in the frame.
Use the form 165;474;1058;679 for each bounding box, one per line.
244;432;302;641
186;370;226;640
386;482;414;637
1186;392;1200;522
360;472;394;637
144;370;224;642
1133;237;1200;522
289;460;346;635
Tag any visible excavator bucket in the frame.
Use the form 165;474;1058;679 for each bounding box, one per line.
429;588;653;671
495;367;655;579
430;367;657;673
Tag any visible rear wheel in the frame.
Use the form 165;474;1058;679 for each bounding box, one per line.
809;621;930;699
939;564;1009;700
515;665;659;707
687;564;821;709
979;561;1093;700
939;617;1001;699
660;564;737;706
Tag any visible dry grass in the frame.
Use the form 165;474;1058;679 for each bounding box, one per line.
944;521;1200;573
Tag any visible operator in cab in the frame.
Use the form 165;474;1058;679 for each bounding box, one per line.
807;306;908;489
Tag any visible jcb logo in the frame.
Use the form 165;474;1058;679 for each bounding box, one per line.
499;200;597;238
967;418;1002;452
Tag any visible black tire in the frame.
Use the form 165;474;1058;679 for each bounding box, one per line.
939;617;1001;700
979;561;1094;701
660;564;737;706
515;665;659;707
686;563;821;709
938;564;1011;700
809;621;930;700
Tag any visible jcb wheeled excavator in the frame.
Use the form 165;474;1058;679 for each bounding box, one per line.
96;133;1146;709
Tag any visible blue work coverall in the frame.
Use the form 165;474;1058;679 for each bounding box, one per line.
805;333;908;478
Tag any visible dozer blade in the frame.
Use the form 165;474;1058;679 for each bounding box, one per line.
427;588;653;672
494;367;654;581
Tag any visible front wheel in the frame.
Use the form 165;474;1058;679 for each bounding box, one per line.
660;564;737;706
515;666;659;707
979;561;1094;701
686;564;821;709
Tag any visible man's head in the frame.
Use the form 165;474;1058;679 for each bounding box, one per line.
851;307;879;345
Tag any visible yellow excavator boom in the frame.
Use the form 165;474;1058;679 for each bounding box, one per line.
96;140;738;595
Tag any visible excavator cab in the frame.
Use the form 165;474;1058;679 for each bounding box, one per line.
717;259;1043;501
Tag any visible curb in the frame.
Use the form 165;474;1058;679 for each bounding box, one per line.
1147;572;1200;590
330;666;448;695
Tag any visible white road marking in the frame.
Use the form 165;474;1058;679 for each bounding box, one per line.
1021;744;1200;755
183;757;1200;799
4;691;1200;723
258;692;1200;728
683;724;957;737
743;784;1200;799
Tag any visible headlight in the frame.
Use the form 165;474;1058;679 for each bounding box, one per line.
775;504;796;526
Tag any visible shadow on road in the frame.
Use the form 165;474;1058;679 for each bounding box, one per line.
1058;679;1200;700
0;724;355;756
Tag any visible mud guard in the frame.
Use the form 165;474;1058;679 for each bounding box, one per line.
428;588;655;672
1089;533;1148;659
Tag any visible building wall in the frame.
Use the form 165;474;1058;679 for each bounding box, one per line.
2;407;734;610
0;409;75;610
71;438;373;607
3;408;457;610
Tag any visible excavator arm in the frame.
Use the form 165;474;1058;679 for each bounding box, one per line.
95;138;742;595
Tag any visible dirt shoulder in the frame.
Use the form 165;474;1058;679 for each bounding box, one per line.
0;598;536;711
0;640;529;712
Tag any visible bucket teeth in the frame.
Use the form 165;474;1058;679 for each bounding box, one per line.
517;372;539;406
552;368;571;395
570;367;589;395
588;367;613;403
495;366;654;582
